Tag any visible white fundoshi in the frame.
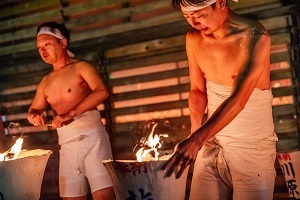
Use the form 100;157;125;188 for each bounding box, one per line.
180;0;238;12
37;26;75;58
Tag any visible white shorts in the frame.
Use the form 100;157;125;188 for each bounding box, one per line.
59;130;113;197
190;138;277;200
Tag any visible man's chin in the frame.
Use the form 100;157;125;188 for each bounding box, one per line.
42;58;52;64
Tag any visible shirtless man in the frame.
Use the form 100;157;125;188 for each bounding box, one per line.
27;22;115;200
162;0;278;199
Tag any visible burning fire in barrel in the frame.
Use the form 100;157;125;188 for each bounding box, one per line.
0;123;52;200
103;120;189;200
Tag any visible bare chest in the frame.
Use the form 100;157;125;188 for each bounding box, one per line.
44;69;89;105
195;37;248;84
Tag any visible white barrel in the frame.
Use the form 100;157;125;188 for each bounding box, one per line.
277;150;300;199
103;157;189;200
0;149;52;200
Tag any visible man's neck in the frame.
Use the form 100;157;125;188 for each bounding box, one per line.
52;56;72;71
211;8;234;40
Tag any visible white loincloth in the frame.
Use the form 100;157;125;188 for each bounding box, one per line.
206;81;278;142
189;81;277;200
57;110;113;197
57;110;106;145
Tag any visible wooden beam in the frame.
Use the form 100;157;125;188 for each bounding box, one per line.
64;1;171;28
71;12;183;42
271;52;290;64
259;15;290;31
105;35;185;59
110;100;188;117
107;51;187;73
62;0;131;15
275;119;298;134
270;68;292;80
111;83;190;101
272;104;296;116
0;9;63;32
271;32;291;45
228;0;281;10
272;86;294;97
0;0;61;19
108;67;189;87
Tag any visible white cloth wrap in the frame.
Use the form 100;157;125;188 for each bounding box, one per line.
57;110;113;196
180;0;238;11
189;81;277;200
206;81;277;141
37;26;75;57
57;110;106;145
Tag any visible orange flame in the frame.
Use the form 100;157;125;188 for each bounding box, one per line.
135;122;168;162
0;137;24;161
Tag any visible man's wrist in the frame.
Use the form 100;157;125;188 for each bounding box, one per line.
69;109;76;118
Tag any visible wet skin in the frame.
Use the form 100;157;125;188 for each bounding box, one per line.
162;0;271;178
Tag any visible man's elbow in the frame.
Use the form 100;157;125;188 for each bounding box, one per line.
102;88;109;101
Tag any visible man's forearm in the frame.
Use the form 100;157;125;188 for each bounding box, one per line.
68;89;108;118
188;89;207;133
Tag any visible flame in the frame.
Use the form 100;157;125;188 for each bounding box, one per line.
135;122;168;162
0;137;24;161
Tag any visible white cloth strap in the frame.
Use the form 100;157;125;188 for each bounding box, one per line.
37;26;75;57
180;0;238;12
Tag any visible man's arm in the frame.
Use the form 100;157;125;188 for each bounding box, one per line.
187;30;208;133
163;26;271;178
52;61;109;128
27;78;48;126
192;28;271;146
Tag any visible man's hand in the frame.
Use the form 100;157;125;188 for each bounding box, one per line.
161;136;200;179
52;112;75;129
27;113;45;126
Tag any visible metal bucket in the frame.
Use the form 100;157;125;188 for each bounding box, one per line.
103;157;189;200
0;149;52;200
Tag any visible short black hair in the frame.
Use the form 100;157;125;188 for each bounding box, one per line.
37;22;70;44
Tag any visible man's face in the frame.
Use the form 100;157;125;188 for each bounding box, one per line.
36;34;65;64
182;5;220;35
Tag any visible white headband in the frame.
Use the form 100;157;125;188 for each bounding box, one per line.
180;0;238;12
37;26;75;58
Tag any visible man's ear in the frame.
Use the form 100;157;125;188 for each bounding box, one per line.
60;38;68;48
218;0;226;10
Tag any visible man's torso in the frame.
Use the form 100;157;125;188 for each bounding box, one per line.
189;17;271;90
43;61;92;115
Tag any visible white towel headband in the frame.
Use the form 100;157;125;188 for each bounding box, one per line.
37;26;75;58
180;0;238;12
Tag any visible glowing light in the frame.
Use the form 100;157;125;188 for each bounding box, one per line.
135;122;168;162
0;137;24;161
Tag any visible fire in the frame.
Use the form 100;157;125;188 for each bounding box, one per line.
0;122;24;161
135;122;168;162
0;137;24;161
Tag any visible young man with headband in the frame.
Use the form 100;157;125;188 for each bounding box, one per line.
27;21;115;200
162;0;277;199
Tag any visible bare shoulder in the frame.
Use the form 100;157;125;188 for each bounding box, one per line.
72;59;98;71
39;73;50;87
186;28;202;45
237;15;270;39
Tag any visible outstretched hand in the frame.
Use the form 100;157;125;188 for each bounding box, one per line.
161;136;201;179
